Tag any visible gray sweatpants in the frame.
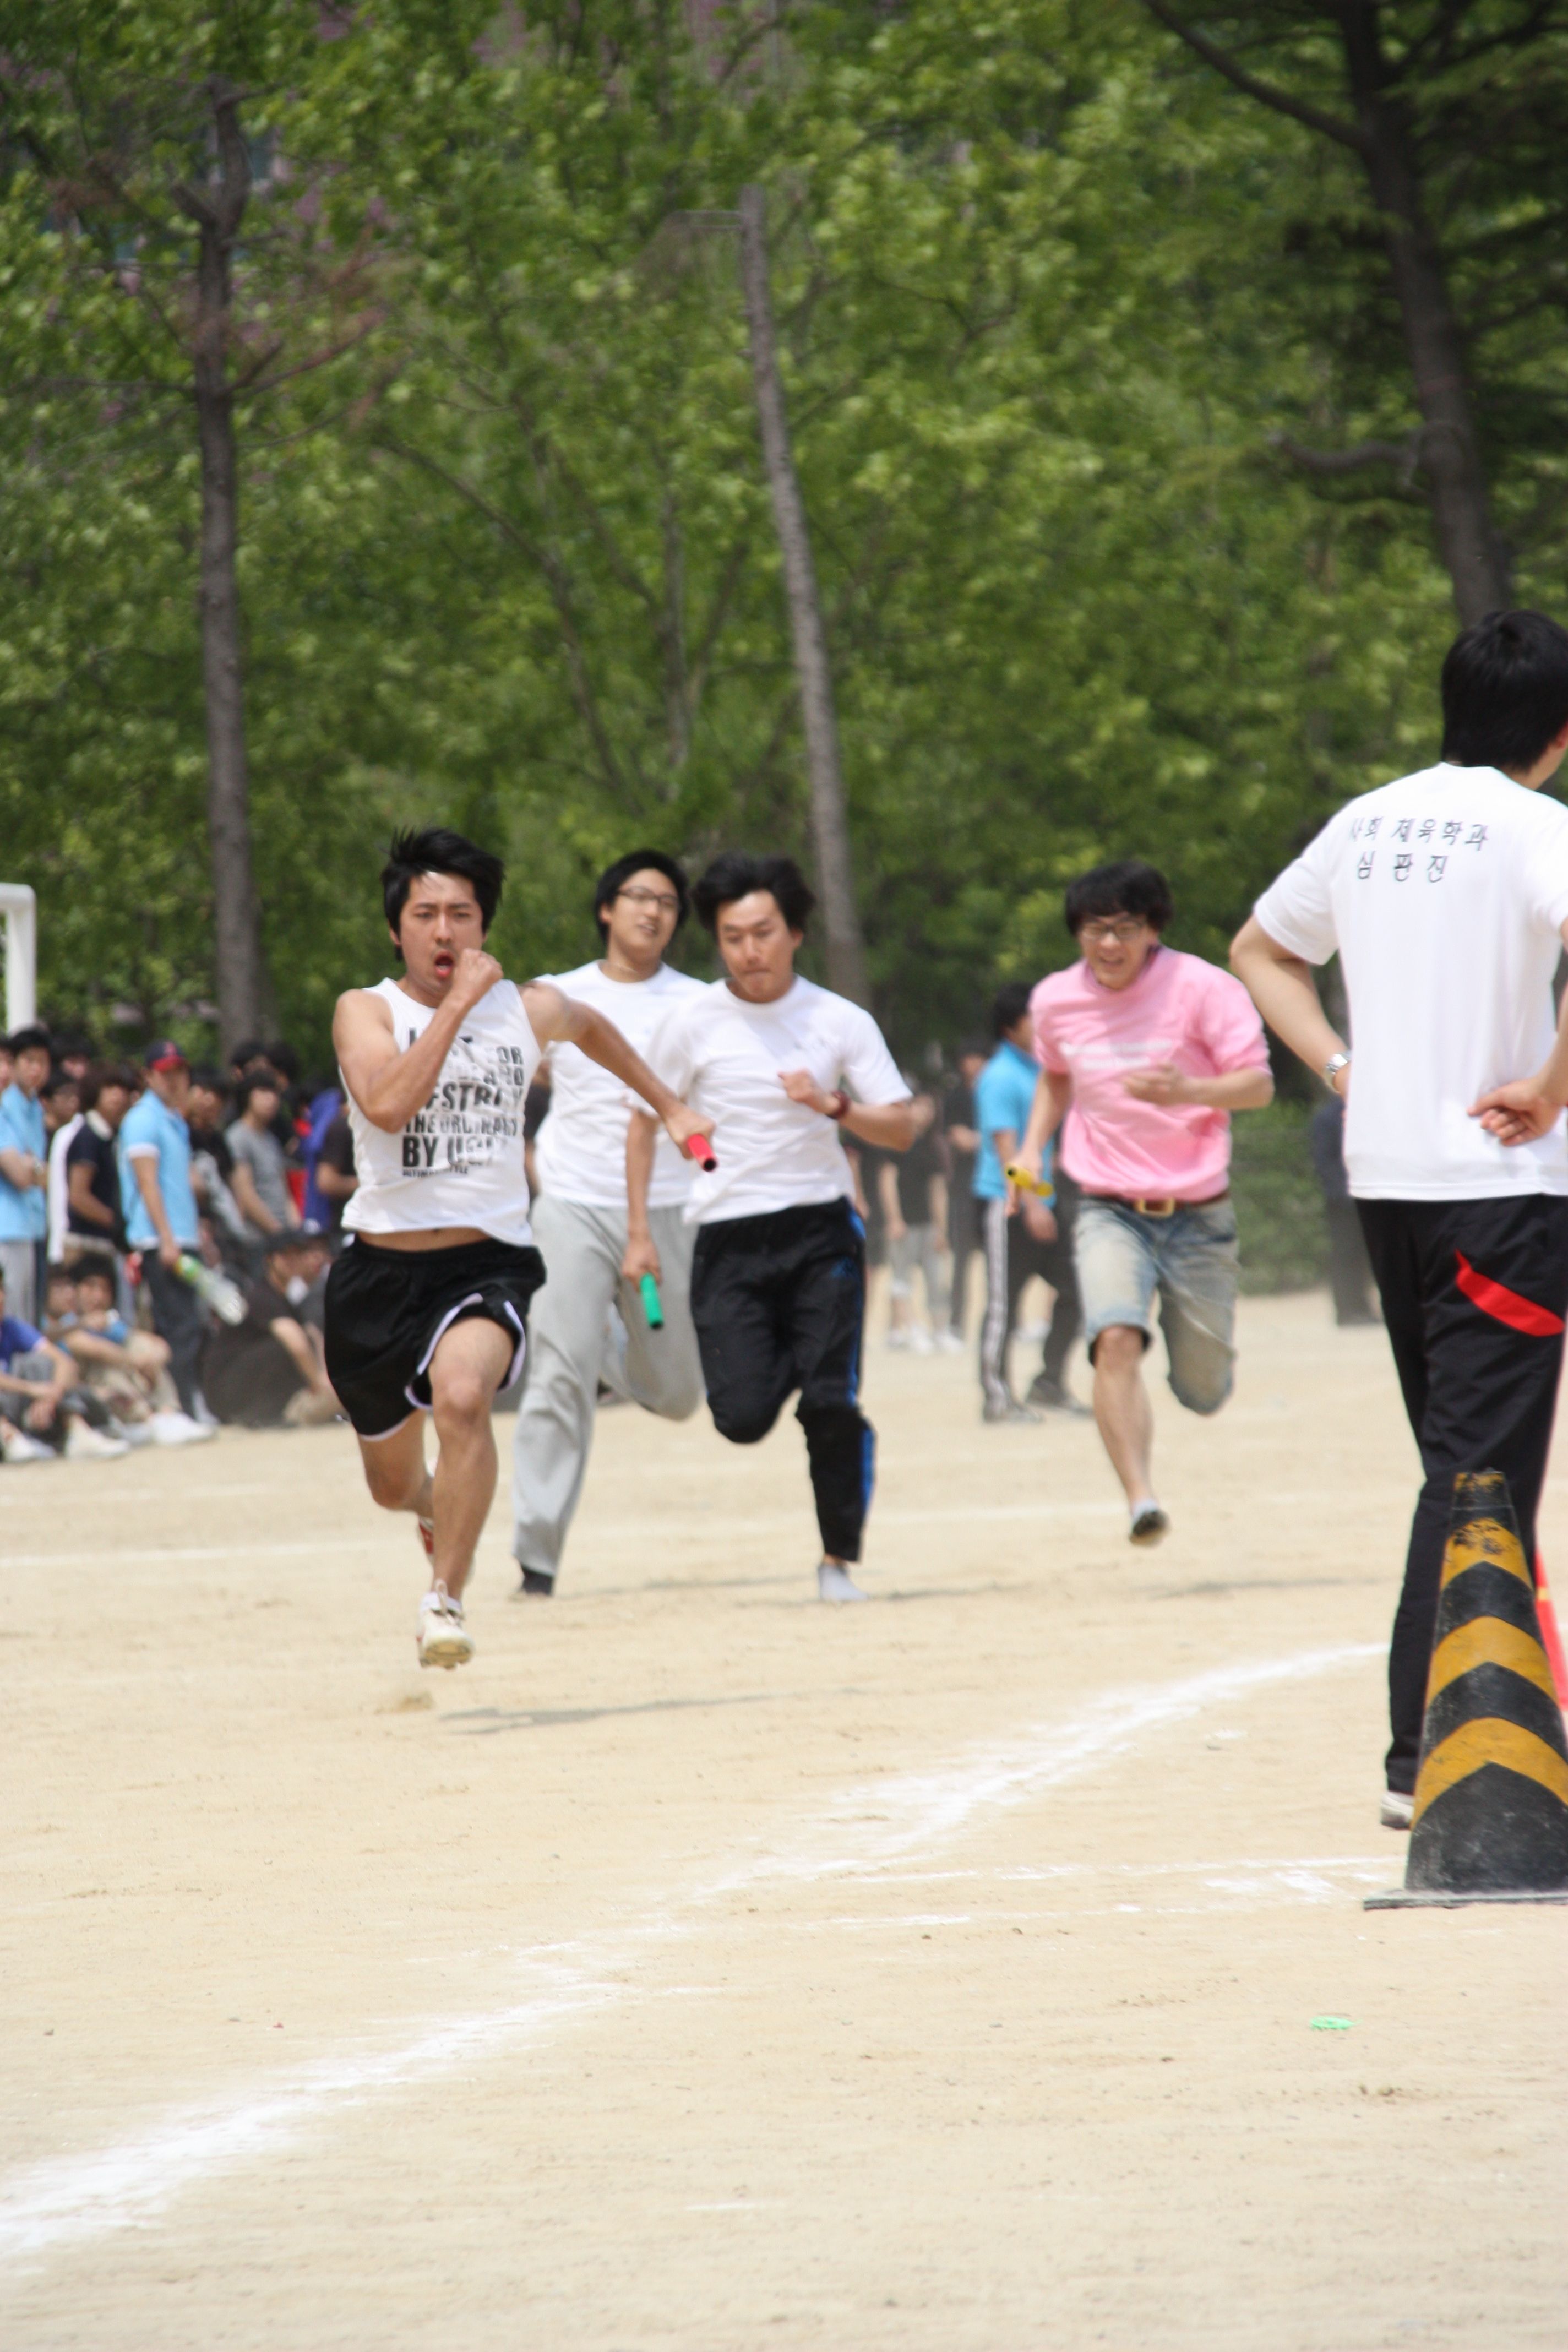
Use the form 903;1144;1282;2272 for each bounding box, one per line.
511;1192;703;1579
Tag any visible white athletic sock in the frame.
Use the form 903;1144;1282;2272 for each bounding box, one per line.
1129;1496;1161;1523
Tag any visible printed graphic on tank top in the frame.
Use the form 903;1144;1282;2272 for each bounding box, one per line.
342;977;541;1248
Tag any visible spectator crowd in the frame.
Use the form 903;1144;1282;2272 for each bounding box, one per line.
0;1025;357;1466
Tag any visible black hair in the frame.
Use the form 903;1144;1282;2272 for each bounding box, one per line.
231;1037;272;1073
72;1251;117;1291
382;826;505;947
81;1060;139;1111
6;1025;51;1058
692;851;815;935
1440;609;1568;771
40;1070;78;1099
592;848;690;944
959;1038;990;1064
992;981;1033;1039
1063;858;1174;937
236;1070;282;1115
264;1039;300;1085
188;1063;228;1095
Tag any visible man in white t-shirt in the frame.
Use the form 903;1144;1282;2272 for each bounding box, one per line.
1232;608;1568;1827
511;850;707;1595
629;852;918;1602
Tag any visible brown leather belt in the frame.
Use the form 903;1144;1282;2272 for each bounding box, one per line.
1083;1189;1229;1220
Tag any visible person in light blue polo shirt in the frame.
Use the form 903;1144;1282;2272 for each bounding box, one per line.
973;982;1082;1423
0;1025;52;1324
119;1041;208;1424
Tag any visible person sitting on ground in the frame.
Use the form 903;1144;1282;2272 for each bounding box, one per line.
64;1062;136;1265
55;1253;200;1444
879;1086;950;1352
226;1070;302;1251
0;1256;128;1461
200;1227;341;1429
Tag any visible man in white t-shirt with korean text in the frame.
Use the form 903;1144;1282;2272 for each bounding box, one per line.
510;850;707;1596
628;852;918;1602
1232;609;1568;1829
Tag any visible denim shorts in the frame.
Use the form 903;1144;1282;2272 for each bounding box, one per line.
1073;1195;1240;1415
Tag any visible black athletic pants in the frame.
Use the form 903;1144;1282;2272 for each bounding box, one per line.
691;1199;873;1563
144;1251;207;1419
979;1178;1082;1412
1357;1194;1568;1794
947;1161;980;1338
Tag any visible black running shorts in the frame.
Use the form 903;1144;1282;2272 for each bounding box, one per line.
324;1233;546;1440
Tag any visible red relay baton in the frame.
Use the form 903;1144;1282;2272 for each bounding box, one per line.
685;1133;718;1172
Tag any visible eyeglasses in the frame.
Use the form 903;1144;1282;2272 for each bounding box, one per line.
617;888;681;914
1078;918;1149;945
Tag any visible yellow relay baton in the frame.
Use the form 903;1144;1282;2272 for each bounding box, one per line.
1005;1162;1055;1205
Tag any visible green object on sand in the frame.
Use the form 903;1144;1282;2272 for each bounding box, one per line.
1309;2016;1353;2031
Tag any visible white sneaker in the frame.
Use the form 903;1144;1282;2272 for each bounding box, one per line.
1380;1789;1414;1831
0;1422;55;1464
417;1584;475;1670
935;1330;966;1355
885;1326;908;1351
149;1410;214;1446
65;1419;130;1461
907;1325;934;1355
818;1561;869;1603
112;1418;156;1449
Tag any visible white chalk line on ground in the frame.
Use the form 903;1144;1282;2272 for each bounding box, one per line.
0;1641;1379;2272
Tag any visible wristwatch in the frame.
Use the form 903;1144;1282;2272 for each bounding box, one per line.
825;1089;850;1121
1322;1052;1351;1090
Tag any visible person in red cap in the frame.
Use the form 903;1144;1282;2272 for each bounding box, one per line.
117;1041;213;1439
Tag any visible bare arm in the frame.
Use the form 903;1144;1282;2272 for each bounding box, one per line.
622;1111;661;1284
129;1151;182;1269
0;1145;43;1190
1229;916;1346;1095
1123;1064;1275;1110
268;1313;331;1396
68;1158;118;1231
314;1160;357;1203
1016;1069;1072;1177
333;950;505;1135
229;1154;283;1236
0;1335;77;1404
524;985;712;1157
776;1070;921;1153
876;1155;906;1238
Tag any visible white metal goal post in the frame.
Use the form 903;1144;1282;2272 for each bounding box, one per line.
0;884;37;1032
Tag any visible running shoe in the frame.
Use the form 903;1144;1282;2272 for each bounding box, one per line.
935;1330;967;1354
982;1398;1041;1425
65;1419;130;1461
885;1326;908;1351
1129;1504;1170;1547
1026;1375;1091;1417
515;1566;555;1598
1380;1789;1414;1831
0;1422;54;1464
149;1409;216;1446
417;1584;475;1670
818;1561;869;1603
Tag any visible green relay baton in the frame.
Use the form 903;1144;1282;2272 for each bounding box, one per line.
639;1272;665;1331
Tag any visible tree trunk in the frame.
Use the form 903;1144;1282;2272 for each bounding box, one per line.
1335;4;1510;625
190;83;271;1054
737;184;870;1007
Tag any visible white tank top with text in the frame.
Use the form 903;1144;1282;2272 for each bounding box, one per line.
342;977;540;1246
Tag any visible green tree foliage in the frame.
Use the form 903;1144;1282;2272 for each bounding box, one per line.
0;0;1560;1068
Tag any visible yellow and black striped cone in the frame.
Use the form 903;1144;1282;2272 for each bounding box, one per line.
1366;1469;1568;1909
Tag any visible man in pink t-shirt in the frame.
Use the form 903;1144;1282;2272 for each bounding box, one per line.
1014;859;1273;1544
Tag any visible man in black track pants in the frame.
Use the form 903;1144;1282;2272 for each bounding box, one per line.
628;852;918;1601
1233;609;1568;1829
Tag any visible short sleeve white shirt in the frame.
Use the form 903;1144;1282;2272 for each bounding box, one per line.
1253;763;1568;1200
646;975;911;1224
532;960;707;1211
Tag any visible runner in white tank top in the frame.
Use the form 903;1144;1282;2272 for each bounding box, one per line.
324;827;712;1672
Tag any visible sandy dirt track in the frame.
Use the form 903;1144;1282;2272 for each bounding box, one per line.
1;1287;1565;2349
